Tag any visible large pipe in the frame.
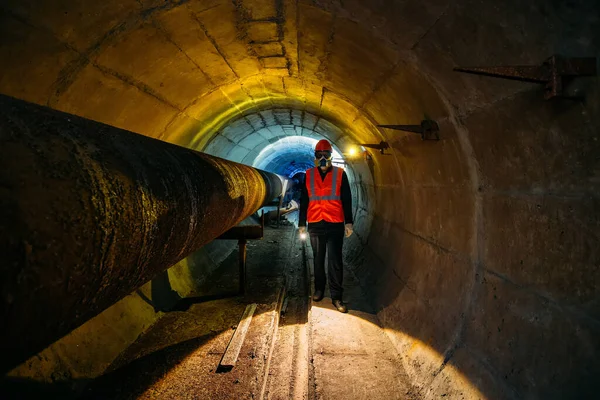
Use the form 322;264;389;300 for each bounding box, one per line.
0;95;285;373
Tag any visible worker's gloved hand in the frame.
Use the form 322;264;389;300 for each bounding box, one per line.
345;223;353;238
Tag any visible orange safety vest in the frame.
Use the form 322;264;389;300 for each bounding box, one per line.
306;167;345;223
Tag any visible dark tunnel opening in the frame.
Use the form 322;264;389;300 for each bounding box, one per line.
1;0;600;399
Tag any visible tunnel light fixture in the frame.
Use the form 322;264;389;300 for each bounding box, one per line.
341;145;364;162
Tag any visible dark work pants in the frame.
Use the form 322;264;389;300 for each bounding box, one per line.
309;223;345;300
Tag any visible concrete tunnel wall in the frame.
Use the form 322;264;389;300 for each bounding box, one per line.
1;0;599;398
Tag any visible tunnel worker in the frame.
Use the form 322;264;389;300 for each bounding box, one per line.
299;139;353;313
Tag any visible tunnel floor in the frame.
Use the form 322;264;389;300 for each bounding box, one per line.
79;225;416;400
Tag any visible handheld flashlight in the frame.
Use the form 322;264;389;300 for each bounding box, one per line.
300;232;307;241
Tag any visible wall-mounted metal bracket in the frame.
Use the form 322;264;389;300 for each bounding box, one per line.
359;141;390;155
453;55;597;99
378;119;440;141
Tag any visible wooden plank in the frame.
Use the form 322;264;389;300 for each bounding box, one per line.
218;303;257;372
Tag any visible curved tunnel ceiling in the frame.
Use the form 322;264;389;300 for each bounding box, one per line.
203;109;346;177
1;0;599;399
252;136;343;177
0;0;454;151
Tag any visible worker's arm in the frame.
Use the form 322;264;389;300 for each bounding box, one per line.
341;171;353;225
298;175;309;228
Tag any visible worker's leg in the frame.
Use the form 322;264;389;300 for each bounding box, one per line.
309;232;328;294
326;226;345;300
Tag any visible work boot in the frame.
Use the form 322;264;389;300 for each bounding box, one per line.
312;290;324;302
332;299;347;313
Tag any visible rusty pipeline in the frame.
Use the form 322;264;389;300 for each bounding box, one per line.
0;94;286;373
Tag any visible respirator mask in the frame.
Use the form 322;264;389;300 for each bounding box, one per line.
314;150;332;168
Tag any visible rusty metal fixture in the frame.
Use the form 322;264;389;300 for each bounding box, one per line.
217;224;264;241
0;94;285;373
359;141;390;155
378;119;440;141
217;214;265;295
454;55;597;99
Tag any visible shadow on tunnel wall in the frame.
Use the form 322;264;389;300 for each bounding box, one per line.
135;271;182;313
137;238;247;313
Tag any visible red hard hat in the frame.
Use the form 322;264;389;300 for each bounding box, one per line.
315;139;332;152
